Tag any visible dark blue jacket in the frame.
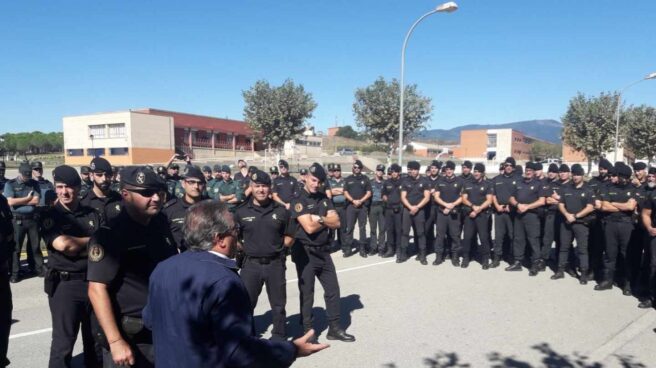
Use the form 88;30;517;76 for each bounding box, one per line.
143;251;296;368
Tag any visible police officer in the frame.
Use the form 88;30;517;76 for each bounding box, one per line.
506;162;547;276
343;160;372;257
639;178;656;308
460;161;474;184
155;166;167;181
217;165;241;211
269;165;279;181
369;164;386;256
161;165;206;251
272;160;298;210
290;163;355;342
541;164;571;270
424;161;441;258
201;166;213;183
5;162;42;282
41;165;102;367
233;159;249;182
595;162;637;293
0;162;7;196
80;157;122;223
0;193;14;367
433;161;465;266
31;161;55;207
326;164;348;255
206;165;223;200
588;158;613;279
461;163;493;269
165;163;181;199
382;164;403;258
298;168;309;193
87;166;177;367
235;170;293;341
400;161;431;264
491;157;517;268
554;164;595;284
110;166;121;193
79;166;93;199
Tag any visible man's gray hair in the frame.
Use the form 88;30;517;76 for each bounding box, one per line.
183;200;232;252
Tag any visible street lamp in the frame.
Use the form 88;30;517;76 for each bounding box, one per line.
613;72;656;162
398;1;458;165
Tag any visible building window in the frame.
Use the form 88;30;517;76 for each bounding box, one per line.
487;134;497;148
87;148;105;156
110;147;129;156
67;149;83;156
89;125;106;139
108;123;126;138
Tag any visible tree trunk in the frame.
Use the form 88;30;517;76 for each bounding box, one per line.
587;158;592;177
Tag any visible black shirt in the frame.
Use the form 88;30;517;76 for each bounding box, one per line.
235;199;291;257
600;183;637;222
87;211;178;317
272;175;298;203
290;189;334;247
642;190;656;226
493;173;517;205
161;197;194;251
560;182;595;216
382;178;402;207
435;175;464;207
514;177;547;205
344;174;371;201
0;195;13;264
401;175;429;206
460;173;474;184
80;189;123;224
463;178;493;206
545;179;570;212
41;202;102;272
588;175;609;196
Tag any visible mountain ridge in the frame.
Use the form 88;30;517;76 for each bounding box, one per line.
416;119;563;144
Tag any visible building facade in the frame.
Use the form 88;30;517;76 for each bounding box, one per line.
452;128;545;162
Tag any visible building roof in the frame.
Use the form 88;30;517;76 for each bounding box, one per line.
134;108;254;136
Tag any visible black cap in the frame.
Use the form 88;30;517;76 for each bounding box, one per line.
353;160;363;169
598;158;612;170
202;166;212;173
376;164;385;172
308;162;327;182
300;168;308;175
548;163;559;173
407;161;420;170
462;161;473;169
534;162;543;171
121;166;167;190
250;170;271;186
156;166;166;174
649;167;656;175
390;163;402;173
474;163;485;172
80;166;91;174
269;166;279;174
571;164;585;176
333;163;342;171
445;161;456;170
278;160;289;168
90;157;112;173
558;164;570;173
525;162;535;171
504;157;516;167
633;162;647;171
53;165;82;187
221;165;231;173
615;163;632;179
19;162;32;177
213;164;221;172
181;165;205;182
607;166;617;176
430;160;442;169
31;161;43;170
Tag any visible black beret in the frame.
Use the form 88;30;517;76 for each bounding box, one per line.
248;166;258;174
300;168;308;175
250;170;271;185
598;158;612;170
326;163;334;171
213;164;221;172
386;167;392;174
121;166;167;190
334;163;342;171
376;164;385;172
571;164;585;176
462;160;473;169
269;166;279;174
0;161;5;169
633;162;647;171
31;161;43;169
473;163;485;172
278;160;289;168
201;166;212;173
533;162;543;171
607;166;617;176
156;166;166;174
649;167;656;175
19;162;32;176
181;165;205;182
80;166;91;174
308;162;327;182
445;161;456;170
615;163;632;179
407;161;420;170
430;160;441;168
390;163;402;173
53;165;82;187
90;157;112;173
221;165;231;173
504;157;516;167
548;163;559;173
525;162;535;171
558;164;570;173
353;160;364;168
170;163;179;169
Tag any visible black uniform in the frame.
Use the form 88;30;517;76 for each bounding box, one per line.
80;189;123;224
87;211;177;367
588;175;611;277
79;179;93;199
290;189;341;330
558;182;595;271
272;175;298;204
4;177;43;277
462;178;493;263
369;178;386;254
641;190;656;302
434;175;464;259
400;175;430;260
0;195;13;367
492;173;516;261
41;202;102;368
512;178;547;264
542;179;568;262
343;173;371;254
235;199;291;340
599;183;636;285
160;198;194;251
424;175;441;255
327;177;347;252
382;177;403;257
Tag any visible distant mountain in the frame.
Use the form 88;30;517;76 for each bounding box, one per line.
416;119;563;144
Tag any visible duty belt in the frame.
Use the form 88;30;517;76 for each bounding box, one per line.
372;201;384;206
305;244;332;253
54;270;87;281
12;214;35;220
333;202;346;207
246;253;284;264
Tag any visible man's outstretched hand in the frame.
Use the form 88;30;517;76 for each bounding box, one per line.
293;329;330;357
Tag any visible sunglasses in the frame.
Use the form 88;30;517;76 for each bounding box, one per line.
184;179;205;187
127;188;166;198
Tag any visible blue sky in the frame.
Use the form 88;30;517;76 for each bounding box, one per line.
0;0;654;134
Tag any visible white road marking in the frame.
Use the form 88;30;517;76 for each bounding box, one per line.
9;328;52;340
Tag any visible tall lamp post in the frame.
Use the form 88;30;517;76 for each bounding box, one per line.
613;72;656;162
398;1;458;165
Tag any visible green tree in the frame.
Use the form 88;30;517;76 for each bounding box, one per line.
335;125;360;140
623;105;656;164
352;77;432;152
242;79;317;151
529;141;562;162
562;91;623;173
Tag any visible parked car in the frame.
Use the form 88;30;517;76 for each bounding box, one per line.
338;148;355;156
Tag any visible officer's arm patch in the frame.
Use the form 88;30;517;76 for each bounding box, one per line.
294;203;303;213
89;245;105;262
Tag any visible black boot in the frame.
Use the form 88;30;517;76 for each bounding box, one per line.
481;259;490;270
505;261;522;271
343;248;355;258
369;244;378;256
461;258;470;269
359;244;367;258
622;284;632;296
594;280;613;291
538;259;547;272
490;255;501;268
528;263;539;276
638;299;653;309
326;323;355;342
451;254;460;267
418;251;428;265
579;269;589;285
382;248;395;258
550;269;565;280
432;253;443;266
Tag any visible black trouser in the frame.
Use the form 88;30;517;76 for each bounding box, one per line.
368;204;385;251
462;212;492;262
385;207;402;255
0;265;11;368
646;237;656;300
435;210;462;257
401;208;426;256
628;225;647;289
292;245;340;328
240;256;287;339
493;212;513;258
603;220;634;282
424;204;437;253
559;221;590;270
513;211;541;263
344;205;367;249
12;217;42;276
333;205;347;249
48;278;98;368
542;211;559;261
589;217;605;278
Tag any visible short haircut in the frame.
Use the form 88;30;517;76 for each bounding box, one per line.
183;200;231;252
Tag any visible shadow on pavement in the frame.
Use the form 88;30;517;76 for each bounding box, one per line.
382;343;647;368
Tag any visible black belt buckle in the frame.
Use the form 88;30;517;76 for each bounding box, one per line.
59;271;70;281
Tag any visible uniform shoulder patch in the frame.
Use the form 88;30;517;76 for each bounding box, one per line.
88;244;104;262
294;202;303;213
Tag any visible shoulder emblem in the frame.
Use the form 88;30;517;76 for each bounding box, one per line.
88;245;104;262
294;202;303;212
88;220;95;228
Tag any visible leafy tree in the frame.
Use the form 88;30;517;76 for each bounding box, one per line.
0;131;63;155
242;79;317;151
529;141;562;162
352;77;432;151
623;105;656;164
335;125;361;140
562;91;624;173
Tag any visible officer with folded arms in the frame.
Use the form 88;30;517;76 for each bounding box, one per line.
326;164;348;254
461;163;493;269
491;157;517;268
79;166;93;199
161;165;206;251
343;160;372;258
81;157;123;224
0;192;14;367
31;161;55;207
368;164;386;256
400;161;431;264
272;160;298;210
